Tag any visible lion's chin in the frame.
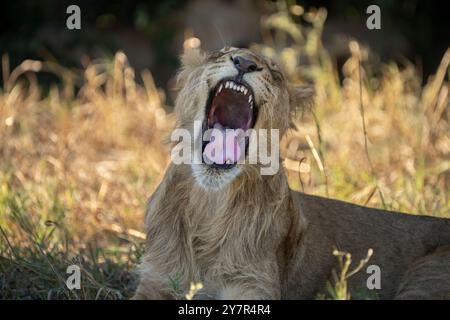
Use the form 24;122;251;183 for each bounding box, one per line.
191;163;241;191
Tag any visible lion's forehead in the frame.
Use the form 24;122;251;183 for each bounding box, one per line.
209;47;272;67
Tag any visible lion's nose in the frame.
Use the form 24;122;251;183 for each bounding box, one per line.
232;56;259;74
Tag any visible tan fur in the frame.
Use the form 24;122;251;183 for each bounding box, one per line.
133;48;450;300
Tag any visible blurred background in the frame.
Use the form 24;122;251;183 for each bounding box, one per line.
1;0;449;99
0;0;449;299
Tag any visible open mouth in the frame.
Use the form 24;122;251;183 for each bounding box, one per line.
202;79;257;169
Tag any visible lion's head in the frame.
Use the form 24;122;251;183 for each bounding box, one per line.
173;47;314;190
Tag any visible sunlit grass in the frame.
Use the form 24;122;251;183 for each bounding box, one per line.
0;51;172;299
266;4;449;218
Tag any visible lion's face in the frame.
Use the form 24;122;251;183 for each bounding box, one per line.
174;47;312;190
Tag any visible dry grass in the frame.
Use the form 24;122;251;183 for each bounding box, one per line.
0;52;174;299
0;5;449;299
268;5;450;217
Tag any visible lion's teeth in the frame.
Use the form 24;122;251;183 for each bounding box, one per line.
222;81;250;95
248;96;252;103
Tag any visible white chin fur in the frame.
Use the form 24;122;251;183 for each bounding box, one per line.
191;164;241;191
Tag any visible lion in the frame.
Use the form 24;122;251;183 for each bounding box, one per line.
133;47;450;300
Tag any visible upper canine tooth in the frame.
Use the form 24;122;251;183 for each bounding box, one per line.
218;84;223;92
244;88;248;95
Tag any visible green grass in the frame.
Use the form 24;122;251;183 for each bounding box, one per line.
0;174;144;299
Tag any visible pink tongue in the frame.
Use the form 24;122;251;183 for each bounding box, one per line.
203;127;242;164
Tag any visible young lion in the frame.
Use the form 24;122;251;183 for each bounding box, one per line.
133;47;450;300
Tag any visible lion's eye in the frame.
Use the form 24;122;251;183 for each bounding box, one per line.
208;50;225;61
221;46;237;53
265;61;284;82
270;69;284;82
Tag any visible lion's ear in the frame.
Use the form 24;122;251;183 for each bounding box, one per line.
288;84;315;115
